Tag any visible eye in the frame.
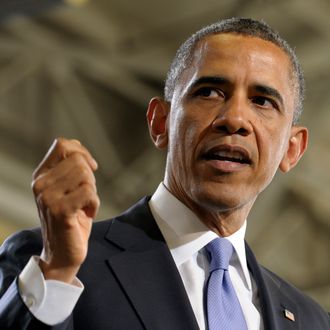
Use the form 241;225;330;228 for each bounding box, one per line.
252;96;277;109
193;87;224;99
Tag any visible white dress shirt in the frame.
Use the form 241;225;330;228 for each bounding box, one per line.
18;257;83;325
19;183;263;329
149;183;264;330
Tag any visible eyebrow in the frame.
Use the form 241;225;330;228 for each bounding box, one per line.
187;75;284;108
254;84;284;108
188;76;230;91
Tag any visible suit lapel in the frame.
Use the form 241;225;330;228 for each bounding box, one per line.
246;243;300;330
104;197;199;330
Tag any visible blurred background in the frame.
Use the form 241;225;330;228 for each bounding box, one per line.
0;0;329;309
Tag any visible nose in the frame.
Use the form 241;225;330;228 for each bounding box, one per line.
211;95;253;136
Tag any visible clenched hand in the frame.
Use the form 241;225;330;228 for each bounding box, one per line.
31;138;100;284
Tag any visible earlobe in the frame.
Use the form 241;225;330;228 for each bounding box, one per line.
279;126;308;173
146;97;170;149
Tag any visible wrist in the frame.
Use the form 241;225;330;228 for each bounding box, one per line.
39;259;80;284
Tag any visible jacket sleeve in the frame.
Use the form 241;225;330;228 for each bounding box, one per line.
0;229;73;330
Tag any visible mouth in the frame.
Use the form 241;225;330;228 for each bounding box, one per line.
201;144;252;170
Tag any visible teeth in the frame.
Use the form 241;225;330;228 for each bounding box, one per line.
213;150;244;161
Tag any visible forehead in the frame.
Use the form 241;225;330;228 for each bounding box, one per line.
177;33;294;108
197;33;289;56
194;33;291;74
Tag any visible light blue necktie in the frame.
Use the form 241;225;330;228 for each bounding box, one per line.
205;238;248;330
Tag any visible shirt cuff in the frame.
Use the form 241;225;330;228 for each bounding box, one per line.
18;256;84;325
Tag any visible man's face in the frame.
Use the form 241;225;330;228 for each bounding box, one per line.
150;33;307;217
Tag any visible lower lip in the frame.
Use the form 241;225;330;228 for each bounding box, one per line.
205;159;249;172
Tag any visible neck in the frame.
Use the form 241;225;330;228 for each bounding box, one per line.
163;181;254;237
192;205;251;237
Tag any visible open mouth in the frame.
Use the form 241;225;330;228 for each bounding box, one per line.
202;145;252;165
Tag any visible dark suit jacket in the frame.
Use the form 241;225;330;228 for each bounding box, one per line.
0;197;329;330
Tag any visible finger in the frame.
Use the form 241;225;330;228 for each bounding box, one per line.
57;183;100;220
32;153;96;195
34;168;97;201
33;138;98;179
37;181;100;222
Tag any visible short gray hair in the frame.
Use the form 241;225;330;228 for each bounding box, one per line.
164;17;304;124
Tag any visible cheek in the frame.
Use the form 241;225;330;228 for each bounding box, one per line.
169;111;202;150
259;129;290;175
168;117;208;182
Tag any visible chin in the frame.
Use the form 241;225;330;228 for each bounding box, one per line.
191;181;247;213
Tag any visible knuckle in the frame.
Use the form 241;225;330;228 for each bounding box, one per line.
55;137;67;154
55;137;66;146
31;178;43;194
32;172;54;195
89;188;100;205
93;195;100;209
80;181;95;195
80;167;92;179
38;190;52;208
70;139;81;147
70;152;84;165
56;138;82;153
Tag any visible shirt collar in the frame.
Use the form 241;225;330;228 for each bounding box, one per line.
149;182;252;291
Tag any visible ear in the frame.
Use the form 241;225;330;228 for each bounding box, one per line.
279;126;308;173
146;97;170;149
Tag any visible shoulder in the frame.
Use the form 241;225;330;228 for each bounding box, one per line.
0;227;43;260
0;228;43;296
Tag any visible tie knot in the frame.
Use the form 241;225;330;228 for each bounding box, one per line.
205;237;233;272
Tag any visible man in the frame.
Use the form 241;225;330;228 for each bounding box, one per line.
0;17;329;329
